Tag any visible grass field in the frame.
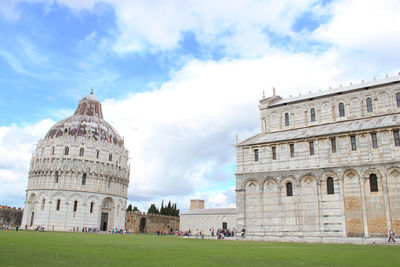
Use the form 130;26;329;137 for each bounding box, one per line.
0;231;399;266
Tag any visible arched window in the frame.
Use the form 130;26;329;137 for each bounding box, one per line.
96;150;100;159
64;146;69;156
54;171;59;183
339;102;345;117
396;92;400;108
73;200;78;212
56;199;61;211
286;182;293;196
79;147;84;157
327;177;334;194
90;202;94;213
366;98;373;112
369;173;378;192
310;108;316;122
52;146;55;155
41;199;45;210
81;173;87;185
109;153;112;161
285;113;290;126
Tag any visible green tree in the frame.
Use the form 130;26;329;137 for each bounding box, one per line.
147;204;159;214
126;204;133;211
133;206;139;211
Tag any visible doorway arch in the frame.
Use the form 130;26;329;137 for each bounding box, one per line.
139;217;146;233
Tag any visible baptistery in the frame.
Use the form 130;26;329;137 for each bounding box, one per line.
21;91;129;231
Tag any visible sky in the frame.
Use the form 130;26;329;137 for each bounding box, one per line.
0;0;400;213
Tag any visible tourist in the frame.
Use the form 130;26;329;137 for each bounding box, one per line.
388;229;396;242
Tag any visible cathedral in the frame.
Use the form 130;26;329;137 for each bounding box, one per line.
21;91;130;231
236;75;400;242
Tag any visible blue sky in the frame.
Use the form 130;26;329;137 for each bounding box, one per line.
1;0;400;212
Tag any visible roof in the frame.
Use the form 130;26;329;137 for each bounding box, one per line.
181;208;236;215
265;75;400;107
44;92;124;146
238;113;400;146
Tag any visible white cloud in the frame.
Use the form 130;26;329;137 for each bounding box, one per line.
0;119;54;206
99;50;348;211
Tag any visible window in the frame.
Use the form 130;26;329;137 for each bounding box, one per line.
371;133;378;148
109;153;112;161
327;177;334;194
310;108;316;122
90;202;94;213
290;144;295;157
272;146;277;160
79;147;84;157
397;92;400;108
285;112;290;126
52;146;55;155
350;135;357;151
73;200;78;212
41;199;45;210
64;146;69;156
394;130;400;146
96;150;100;159
339;102;345;117
366;98;373;113
369;174;378;192
309;141;314;156
254;149;259;162
81;173;87;185
108;180;111;188
56;199;61;211
286;182;293;196
331;138;337;153
54;171;59;183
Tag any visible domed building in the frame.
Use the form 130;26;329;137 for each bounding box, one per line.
21;91;130;231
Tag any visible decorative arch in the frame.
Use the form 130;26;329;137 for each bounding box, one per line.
349;97;362;118
377;92;391;113
294;107;304;127
320;102;331;124
299;174;317;185
386;166;400;231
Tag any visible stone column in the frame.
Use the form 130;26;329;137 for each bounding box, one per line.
339;176;347;238
359;175;369;237
235;188;246;231
382;172;392;231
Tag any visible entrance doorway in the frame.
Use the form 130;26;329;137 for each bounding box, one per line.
100;213;108;231
30;212;35;227
222;222;227;230
139;217;146;233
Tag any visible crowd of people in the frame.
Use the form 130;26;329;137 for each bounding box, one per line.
0;224;12;231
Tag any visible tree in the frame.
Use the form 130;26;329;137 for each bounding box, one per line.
160;200;165;215
147;204;159;214
133;206;139;211
158;200;179;217
126;204;133;211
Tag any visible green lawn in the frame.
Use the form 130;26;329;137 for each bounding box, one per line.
0;231;399;266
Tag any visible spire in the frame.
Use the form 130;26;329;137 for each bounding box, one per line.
91;88;94;94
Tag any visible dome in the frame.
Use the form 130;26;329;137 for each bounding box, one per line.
45;91;124;146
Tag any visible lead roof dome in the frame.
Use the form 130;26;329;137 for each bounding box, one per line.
45;92;124;146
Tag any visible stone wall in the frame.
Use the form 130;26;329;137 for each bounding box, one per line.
125;211;180;233
0;205;23;226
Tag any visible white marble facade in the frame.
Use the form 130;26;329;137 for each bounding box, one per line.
21;92;129;231
180;208;236;235
236;75;400;242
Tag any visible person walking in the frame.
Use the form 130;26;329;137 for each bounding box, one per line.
388;229;396;242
